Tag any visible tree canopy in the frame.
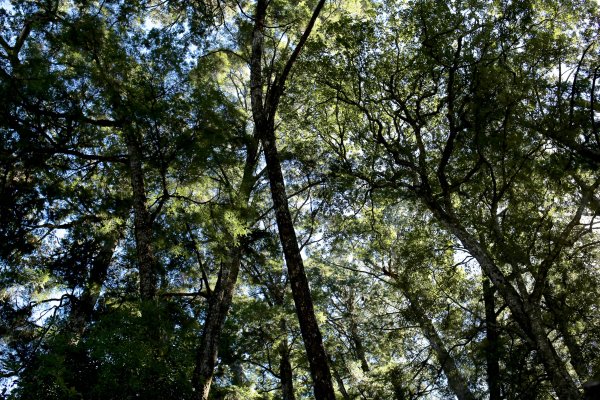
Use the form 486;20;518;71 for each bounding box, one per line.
1;0;599;399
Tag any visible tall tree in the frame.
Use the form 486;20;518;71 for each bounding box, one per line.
312;0;599;397
248;0;335;398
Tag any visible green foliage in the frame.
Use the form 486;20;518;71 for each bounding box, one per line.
12;301;197;400
1;0;599;398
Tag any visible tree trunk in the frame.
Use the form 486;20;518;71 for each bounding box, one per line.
543;288;588;381
124;130;163;397
258;122;335;399
279;318;296;400
483;277;501;400
192;134;259;400
249;1;335;398
125;132;158;301
424;196;581;399
346;295;370;373
404;293;475;400
390;367;408;400
350;319;370;373
328;355;351;400
193;251;242;400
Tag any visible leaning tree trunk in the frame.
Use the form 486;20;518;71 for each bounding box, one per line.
193;135;259;400
424;196;581;400
483;277;501;400
328;354;351;400
193;250;242;399
543;288;588;382
258;120;335;399
249;0;335;398
403;291;475;400
383;260;475;400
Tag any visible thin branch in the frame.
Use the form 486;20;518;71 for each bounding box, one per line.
268;0;327;109
199;48;248;63
186;223;212;295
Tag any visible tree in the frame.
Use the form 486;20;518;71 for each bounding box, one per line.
2;0;599;399
248;0;335;398
311;0;599;397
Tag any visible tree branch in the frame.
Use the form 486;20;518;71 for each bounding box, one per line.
268;0;327;111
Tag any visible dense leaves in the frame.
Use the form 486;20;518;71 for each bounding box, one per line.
1;0;599;399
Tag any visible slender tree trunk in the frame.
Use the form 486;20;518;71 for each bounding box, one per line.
328;355;351;400
249;1;335;398
124;130;163;397
279;318;296;400
193;251;242;400
192;135;259;400
390;367;408;400
63;233;119;396
423;196;581;399
383;262;474;400
258;121;335;399
350;327;369;373
125;132;158;301
483;277;501;400
346;296;369;373
404;293;475;400
260;263;296;399
231;360;246;386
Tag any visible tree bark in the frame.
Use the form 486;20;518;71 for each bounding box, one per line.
404;292;475;400
390;367;408;400
125;131;158;301
249;1;335;399
259;123;335;399
279;318;296;400
543;288;588;381
483;277;501;400
350;320;370;373
193;250;242;400
328;354;351;400
346;293;370;373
